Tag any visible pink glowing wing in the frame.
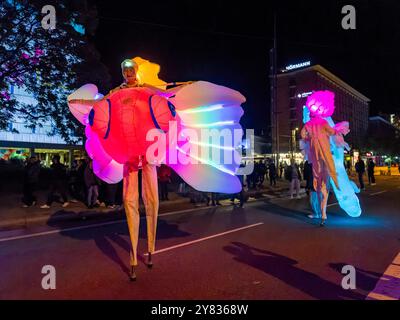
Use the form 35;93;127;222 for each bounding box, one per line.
85;126;123;183
67;84;123;183
67;84;99;125
167;81;246;193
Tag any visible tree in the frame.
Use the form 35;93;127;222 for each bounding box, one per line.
0;0;110;143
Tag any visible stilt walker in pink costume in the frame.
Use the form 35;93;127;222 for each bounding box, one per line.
300;90;357;226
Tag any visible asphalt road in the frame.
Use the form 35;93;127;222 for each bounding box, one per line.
0;176;399;300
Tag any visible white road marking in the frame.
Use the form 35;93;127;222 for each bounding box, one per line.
370;191;388;196
366;252;400;300
0;220;123;243
149;223;264;255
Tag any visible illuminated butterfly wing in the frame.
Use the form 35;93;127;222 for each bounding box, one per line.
167;81;246;193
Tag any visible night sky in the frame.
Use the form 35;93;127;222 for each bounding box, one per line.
89;0;400;130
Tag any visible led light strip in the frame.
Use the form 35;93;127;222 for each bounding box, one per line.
181;120;235;128
176;146;236;176
178;104;224;114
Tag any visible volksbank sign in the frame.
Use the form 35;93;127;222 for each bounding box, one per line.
285;61;311;71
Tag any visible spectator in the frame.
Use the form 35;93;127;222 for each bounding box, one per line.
367;159;376;185
355;158;366;190
257;161;267;188
22;156;40;207
230;164;246;207
279;162;285;179
105;183;119;209
40;155;69;209
209;192;221;206
84;160;100;208
67;160;80;202
158;164;171;201
268;161;277;187
286;159;302;199
75;159;87;201
303;160;313;196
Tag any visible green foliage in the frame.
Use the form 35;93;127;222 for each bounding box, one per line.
0;0;110;143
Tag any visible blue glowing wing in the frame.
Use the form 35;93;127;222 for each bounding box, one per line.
325;117;362;217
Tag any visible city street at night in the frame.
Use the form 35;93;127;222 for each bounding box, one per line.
1;0;400;311
1;176;399;300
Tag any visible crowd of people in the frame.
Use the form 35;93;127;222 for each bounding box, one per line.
21;155;125;209
20;154;382;210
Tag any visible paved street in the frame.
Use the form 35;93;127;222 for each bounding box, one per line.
0;176;399;300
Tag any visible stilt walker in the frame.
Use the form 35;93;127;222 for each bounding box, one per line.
300;91;362;226
67;57;246;280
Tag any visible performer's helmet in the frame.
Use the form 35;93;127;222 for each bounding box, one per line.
121;59;138;72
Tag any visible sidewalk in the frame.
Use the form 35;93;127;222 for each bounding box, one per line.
0;180;291;231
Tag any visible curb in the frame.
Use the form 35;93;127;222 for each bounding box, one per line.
0;188;290;231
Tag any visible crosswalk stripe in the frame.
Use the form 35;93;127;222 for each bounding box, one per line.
366;252;400;300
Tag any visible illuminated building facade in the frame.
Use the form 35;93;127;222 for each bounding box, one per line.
276;63;370;160
0;85;83;166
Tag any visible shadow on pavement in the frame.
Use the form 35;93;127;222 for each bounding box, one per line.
46;211;191;275
255;201;316;225
223;242;366;300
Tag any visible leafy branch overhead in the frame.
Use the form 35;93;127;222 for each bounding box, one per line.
0;0;110;144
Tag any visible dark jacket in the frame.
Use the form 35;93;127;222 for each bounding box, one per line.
268;163;276;176
355;161;365;174
51;162;67;181
84;166;99;187
25;161;40;184
367;161;375;173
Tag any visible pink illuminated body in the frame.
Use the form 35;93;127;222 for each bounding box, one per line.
301;117;338;190
90;87;179;164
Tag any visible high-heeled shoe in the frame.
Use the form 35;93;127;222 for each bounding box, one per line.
147;252;153;269
320;219;326;227
129;266;137;281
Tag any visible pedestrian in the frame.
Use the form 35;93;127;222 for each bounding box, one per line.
40;155;69;209
22;156;40;207
230;164;246;207
67;160;80;202
303;160;313;196
105;183;118;209
210;192;221;206
158;164;171;201
84;160;100;208
287;159;302;199
257;161;267;188
367;159;376;185
279;162;284;179
355;158;366;190
76;159;87;201
268;161;277;187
